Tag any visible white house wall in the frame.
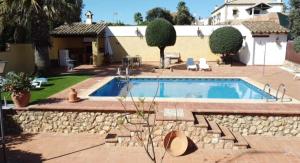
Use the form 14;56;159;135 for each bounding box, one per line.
238;26;255;65
211;3;283;24
252;34;287;65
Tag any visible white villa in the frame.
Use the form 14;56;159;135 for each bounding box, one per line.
211;0;284;25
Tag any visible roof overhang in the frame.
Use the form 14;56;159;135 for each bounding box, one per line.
50;23;107;38
246;3;272;12
242;21;289;35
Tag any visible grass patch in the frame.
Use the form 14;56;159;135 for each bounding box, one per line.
3;74;90;104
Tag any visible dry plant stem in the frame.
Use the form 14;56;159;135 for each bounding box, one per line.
118;73;162;163
128;77;160;163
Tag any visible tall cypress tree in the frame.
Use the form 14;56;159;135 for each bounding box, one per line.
289;0;300;39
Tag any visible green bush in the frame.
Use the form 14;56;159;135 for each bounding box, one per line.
146;8;174;24
2;72;32;94
146;18;176;68
294;36;300;53
209;27;243;63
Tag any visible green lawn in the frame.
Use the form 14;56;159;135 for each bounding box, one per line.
3;74;90;104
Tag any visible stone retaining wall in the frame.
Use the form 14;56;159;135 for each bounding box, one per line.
5;111;122;135
206;115;300;137
4;110;300;137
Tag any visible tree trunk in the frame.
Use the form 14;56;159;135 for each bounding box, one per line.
31;9;50;75
159;47;165;69
34;45;50;74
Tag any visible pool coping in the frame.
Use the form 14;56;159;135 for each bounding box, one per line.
78;76;299;104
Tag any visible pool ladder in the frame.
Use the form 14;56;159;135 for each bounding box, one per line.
263;83;272;102
263;83;271;94
264;83;292;102
275;83;292;102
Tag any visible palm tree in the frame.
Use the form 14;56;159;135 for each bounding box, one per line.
1;0;82;75
134;12;143;25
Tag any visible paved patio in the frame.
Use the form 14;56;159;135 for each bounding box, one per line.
27;63;300;115
2;133;300;163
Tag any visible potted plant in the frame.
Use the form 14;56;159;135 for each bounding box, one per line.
2;72;32;107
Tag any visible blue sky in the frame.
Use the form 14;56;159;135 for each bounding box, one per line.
82;0;288;24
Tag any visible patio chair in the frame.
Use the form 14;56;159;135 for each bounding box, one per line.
31;77;48;88
294;73;300;80
198;58;211;71
186;58;198;71
66;54;76;71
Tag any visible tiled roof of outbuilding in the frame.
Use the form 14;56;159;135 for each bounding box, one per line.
51;23;107;37
242;21;289;35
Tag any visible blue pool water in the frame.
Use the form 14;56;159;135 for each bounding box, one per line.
90;78;275;100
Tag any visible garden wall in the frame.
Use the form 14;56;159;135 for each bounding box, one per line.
5;110;300;137
105;25;251;63
0;44;35;73
286;41;300;64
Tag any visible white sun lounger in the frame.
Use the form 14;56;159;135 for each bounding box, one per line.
294;73;300;80
198;58;211;70
31;78;48;88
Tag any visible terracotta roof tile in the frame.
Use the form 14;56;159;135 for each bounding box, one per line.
242;21;289;34
51;23;107;37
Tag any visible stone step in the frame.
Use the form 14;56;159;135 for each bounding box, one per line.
219;125;235;141
207;120;222;135
219;125;235;149
105;133;118;144
194;114;209;128
231;131;250;149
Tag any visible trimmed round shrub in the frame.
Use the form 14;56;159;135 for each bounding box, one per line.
294;36;300;53
146;18;176;47
209;27;243;55
146;18;176;68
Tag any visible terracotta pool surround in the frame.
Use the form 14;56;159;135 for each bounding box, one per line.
80;76;298;104
22;65;300;116
26;100;300;116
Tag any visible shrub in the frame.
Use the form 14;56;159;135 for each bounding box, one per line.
146;8;174;24
209;27;243;63
294;36;300;53
2;72;32;93
145;18;176;68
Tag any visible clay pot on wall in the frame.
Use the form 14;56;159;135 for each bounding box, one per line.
11;91;31;107
68;88;80;103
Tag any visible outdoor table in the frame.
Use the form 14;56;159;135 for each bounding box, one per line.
122;56;142;67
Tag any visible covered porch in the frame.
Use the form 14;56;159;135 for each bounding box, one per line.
50;23;107;68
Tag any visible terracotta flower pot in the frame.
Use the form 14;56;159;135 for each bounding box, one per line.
11;91;31;107
68;88;80;103
164;131;188;157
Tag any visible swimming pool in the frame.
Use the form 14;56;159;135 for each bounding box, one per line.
89;77;275;100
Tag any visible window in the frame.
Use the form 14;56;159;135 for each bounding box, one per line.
249;9;261;15
233;9;239;17
254;9;261;15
